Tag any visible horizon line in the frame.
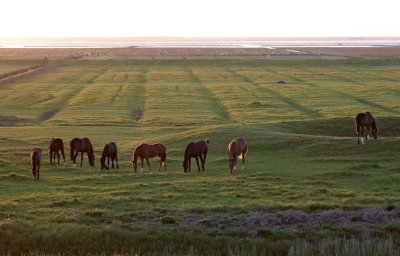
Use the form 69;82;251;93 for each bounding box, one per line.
2;36;400;42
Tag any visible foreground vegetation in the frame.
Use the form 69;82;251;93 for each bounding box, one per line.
1;51;400;255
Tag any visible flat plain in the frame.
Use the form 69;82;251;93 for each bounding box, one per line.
1;47;400;255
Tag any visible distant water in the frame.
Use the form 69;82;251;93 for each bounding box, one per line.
1;39;400;48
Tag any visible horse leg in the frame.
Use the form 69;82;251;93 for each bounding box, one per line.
366;125;370;140
189;158;191;172
360;126;365;144
80;152;83;167
72;150;79;167
57;151;60;167
140;157;144;173
115;154;119;169
199;155;204;171
146;157;152;172
241;155;245;171
158;157;162;172
163;155;166;172
107;156;110;169
195;156;201;172
36;164;40;180
356;123;360;144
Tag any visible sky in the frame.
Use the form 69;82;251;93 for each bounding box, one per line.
1;0;399;38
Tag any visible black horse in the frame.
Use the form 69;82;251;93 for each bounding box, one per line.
182;139;209;173
100;142;119;170
48;138;65;166
355;112;378;144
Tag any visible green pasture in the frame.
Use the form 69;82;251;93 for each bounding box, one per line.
1;56;400;255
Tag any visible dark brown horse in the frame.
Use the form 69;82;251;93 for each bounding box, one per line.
355;112;378;144
48;138;65;166
227;138;248;174
100;142;119;170
30;148;42;180
70;137;95;167
132;143;167;172
182;139;209;173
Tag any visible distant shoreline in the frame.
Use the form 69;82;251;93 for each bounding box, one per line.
1;37;400;49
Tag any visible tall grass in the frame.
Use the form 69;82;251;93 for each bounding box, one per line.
289;237;399;256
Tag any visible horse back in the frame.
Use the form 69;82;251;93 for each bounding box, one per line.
104;142;117;156
228;138;247;157
82;138;93;153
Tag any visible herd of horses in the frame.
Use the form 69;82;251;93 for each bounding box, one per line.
30;112;379;180
30;136;248;180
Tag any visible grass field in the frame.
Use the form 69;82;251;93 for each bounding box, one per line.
1;51;400;255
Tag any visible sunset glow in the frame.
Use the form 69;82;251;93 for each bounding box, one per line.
1;0;399;38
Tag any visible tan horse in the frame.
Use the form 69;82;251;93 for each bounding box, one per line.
131;143;166;172
227;138;248;174
30;148;42;180
355;112;378;144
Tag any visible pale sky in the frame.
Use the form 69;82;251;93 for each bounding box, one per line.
1;0;399;38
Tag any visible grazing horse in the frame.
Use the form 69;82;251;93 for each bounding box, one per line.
182;139;209;173
131;143;167;172
355;112;378;144
100;142;119;170
227;138;248;174
48;138;65;166
70;137;95;167
30;148;42;180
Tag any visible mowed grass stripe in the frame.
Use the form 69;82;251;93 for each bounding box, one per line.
192;66;302;123
228;68;324;119
262;65;399;116
140;65;226;126
49;67;148;126
185;67;233;123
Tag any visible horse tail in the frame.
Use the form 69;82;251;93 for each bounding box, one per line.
60;141;65;162
354;118;360;134
239;142;248;160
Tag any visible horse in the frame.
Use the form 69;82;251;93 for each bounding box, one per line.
30;148;42;180
131;143;166;173
355;112;378;144
70;137;95;167
100;142;119;170
182;139;209;173
227;138;248;174
48;138;65;166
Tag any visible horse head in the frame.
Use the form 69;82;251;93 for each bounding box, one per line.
372;127;378;139
89;153;95;167
100;156;108;170
182;159;189;173
132;159;137;172
228;157;236;172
